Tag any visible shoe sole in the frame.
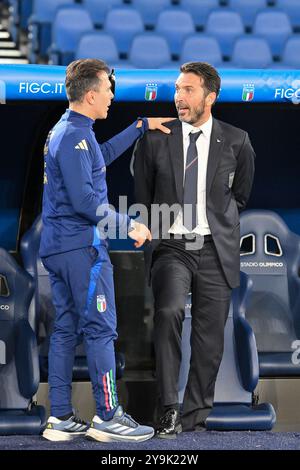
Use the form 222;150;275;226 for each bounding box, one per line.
85;428;154;443
42;429;86;442
156;424;182;439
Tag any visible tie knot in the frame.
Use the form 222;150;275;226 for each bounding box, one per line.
189;130;202;143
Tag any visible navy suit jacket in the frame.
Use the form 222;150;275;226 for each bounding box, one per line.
133;118;255;288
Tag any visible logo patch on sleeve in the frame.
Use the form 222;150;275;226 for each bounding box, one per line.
97;295;107;313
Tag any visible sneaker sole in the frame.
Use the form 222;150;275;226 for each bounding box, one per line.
42;429;86;442
85;428;154;443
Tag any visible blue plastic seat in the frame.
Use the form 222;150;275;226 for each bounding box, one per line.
7;0;20;42
49;6;94;65
129;34;172;68
83;0;123;28
104;8;144;56
253;10;292;57
0;248;46;434
28;0;74;62
231;36;273;68
131;0;171;28
8;0;33;39
19;0;33;29
180;0;219;30
206;10;244;57
281;37;300;68
227;0;267;29
20;216;125;382
179;272;276;430
180;34;223;66
75;32;120;64
277;0;300;30
156;9;195;56
240;210;300;377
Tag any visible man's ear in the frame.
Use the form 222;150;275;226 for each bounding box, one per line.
206;92;217;106
86;90;94;105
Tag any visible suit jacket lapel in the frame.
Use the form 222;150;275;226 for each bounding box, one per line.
206;119;224;195
168;120;184;203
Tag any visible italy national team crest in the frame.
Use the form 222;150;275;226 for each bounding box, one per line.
97;295;107;313
145;83;158;101
242;83;255;102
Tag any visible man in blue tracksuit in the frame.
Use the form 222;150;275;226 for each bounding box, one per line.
40;59;172;443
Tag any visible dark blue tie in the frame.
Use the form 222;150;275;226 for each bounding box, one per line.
183;130;202;231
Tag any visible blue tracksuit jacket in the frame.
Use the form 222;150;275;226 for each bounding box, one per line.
40;109;147;257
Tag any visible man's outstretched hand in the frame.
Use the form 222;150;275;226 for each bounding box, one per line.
128;222;152;248
147;117;176;134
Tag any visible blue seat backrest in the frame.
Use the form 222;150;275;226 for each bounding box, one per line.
130;0;171;28
129;34;171;68
231;36;273;68
179;272;258;404
282;37;300;68
206;10;244;57
32;0;74;22
20;216;56;354
253;10;292;57
277;0;300;28
52;6;94;53
180;35;223;66
0;248;39;409
75;33;119;62
240;210;300;353
228;0;268;29
83;0;123;27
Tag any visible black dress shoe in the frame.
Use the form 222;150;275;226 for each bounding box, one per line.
156;409;182;439
194;424;206;432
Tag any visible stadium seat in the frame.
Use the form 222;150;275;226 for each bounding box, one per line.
277;0;300;30
156;9;195;56
227;0;268;29
8;0;33;38
104;8;144;56
20;216;125;382
131;0;171;29
19;0;33;29
179;272;276;430
7;0;20;42
280;37;300;68
28;0;74;62
83;0;123;28
240;210;300;377
180;0;219;30
206;10;244;57
253;10;292;58
180;35;224;66
75;32;120;64
0;248;46;435
129;34;172;68
48;6;94;65
231;36;273;68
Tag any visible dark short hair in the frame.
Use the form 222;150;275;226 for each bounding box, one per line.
65;59;110;103
180;62;221;98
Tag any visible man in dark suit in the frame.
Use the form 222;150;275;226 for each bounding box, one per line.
134;62;255;438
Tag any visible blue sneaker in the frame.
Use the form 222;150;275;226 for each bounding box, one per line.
85;406;154;443
43;415;89;441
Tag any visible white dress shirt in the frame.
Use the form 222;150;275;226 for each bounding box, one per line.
168;115;212;235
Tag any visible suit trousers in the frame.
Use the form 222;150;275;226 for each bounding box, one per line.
151;236;232;431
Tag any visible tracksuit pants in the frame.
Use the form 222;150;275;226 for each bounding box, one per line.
42;245;118;420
